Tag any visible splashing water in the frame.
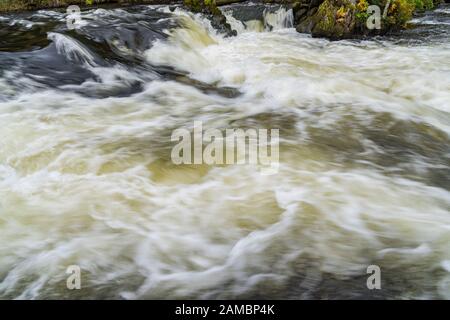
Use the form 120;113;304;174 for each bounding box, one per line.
0;3;449;299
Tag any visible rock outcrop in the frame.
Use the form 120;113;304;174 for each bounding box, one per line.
293;0;443;39
295;0;357;39
218;0;444;39
183;0;237;36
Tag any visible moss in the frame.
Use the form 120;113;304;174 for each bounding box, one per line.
314;0;336;33
308;0;431;38
184;0;221;14
184;0;202;12
414;0;434;11
356;0;369;11
311;0;356;38
356;0;438;30
298;0;440;39
383;0;415;27
336;5;346;17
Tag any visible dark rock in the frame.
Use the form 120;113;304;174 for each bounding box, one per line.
184;0;237;36
293;0;432;40
309;0;324;7
209;12;238;36
307;6;318;16
224;4;268;21
309;0;356;39
296;8;308;18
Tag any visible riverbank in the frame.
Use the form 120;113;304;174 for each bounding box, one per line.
0;0;445;39
0;0;177;13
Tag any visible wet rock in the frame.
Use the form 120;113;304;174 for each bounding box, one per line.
209;10;238;36
296;8;308;18
223;3;282;22
224;4;267;21
184;0;237;36
310;0;357;39
293;0;442;40
1;0;444;40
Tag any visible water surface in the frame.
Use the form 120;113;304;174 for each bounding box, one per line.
0;3;449;299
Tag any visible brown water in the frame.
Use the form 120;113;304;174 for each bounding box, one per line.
0;3;449;299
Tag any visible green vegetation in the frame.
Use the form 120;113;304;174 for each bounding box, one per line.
355;0;370;22
184;0;221;14
310;0;356;39
387;0;416;27
355;0;440;28
307;0;441;38
414;0;435;10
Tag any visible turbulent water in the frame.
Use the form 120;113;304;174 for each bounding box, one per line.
0;2;449;299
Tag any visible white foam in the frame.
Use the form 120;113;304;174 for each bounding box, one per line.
0;5;450;300
47;32;97;66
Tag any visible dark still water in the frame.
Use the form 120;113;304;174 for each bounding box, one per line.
0;3;449;299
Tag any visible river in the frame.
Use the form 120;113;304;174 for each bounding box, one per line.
0;2;449;299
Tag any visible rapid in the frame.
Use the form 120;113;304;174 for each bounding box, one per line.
0;2;449;299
